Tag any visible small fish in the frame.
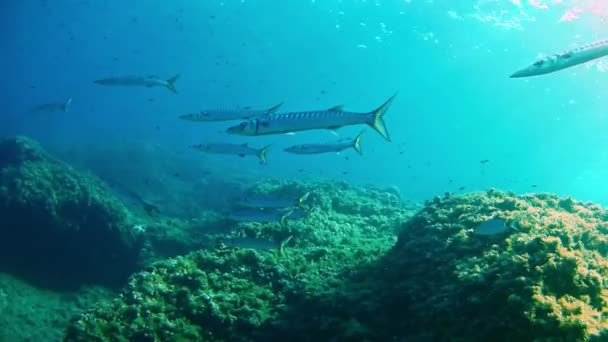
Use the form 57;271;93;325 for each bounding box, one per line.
237;192;310;210
227;95;396;142
227;207;296;224
480;159;489;164
104;178;160;216
30;98;72;113
179;102;283;122
223;235;293;251
191;143;271;164
284;131;363;155
474;218;518;236
94;74;180;93
223;237;280;250
510;38;608;78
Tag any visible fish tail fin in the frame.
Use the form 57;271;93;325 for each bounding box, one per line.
366;94;396;142
267;102;283;114
142;201;161;216
62;98;72;112
165;74;180;93
297;192;311;210
257;145;271;164
279;210;293;228
352;131;364;155
279;235;293;255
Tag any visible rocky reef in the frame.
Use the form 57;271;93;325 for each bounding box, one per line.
64;180;415;341
5;135;606;341
377;190;608;341
274;190;608;341
0;136;144;289
65;187;608;341
0;273;111;341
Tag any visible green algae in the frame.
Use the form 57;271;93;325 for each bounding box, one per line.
40;147;608;341
0;136;145;289
58;179;608;340
363;189;608;341
0;273;112;341
64;179;415;341
249;190;608;341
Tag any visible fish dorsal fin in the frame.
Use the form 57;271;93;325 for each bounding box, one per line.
328;105;343;112
267;102;284;114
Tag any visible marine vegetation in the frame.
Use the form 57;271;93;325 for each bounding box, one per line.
277;190;608;341
0;136;144;289
0;136;225;289
380;190;608;341
7;137;606;341
64;180;416;341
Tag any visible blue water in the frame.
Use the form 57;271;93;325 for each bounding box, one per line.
5;0;608;203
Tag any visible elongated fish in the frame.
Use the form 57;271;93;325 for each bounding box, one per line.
474;218;518;236
510;38;608;78
226;95;396;142
191;142;271;164
103;178;160;216
227;207;306;226
237;192;310;209
222;235;293;251
284;131;363;155
31;98;72;113
94;74;180;93
179;102;283;122
227;207;290;223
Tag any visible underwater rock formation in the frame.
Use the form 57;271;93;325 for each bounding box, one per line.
0;273;111;341
64;179;415;341
280;190;608;341
376;190;608;341
64;184;608;341
0;136;143;289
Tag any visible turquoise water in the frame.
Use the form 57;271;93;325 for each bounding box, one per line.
5;0;608;202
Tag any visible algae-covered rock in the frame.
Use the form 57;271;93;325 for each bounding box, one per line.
65;180;416;341
0;136;143;289
365;190;608;341
260;190;608;341
0;273;112;341
65;249;285;341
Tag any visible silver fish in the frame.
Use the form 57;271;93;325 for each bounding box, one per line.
227;207;306;225
223;235;293;251
30;98;72;113
191;142;270;164
179;102;283;122
226;95;395;142
284;131;363;155
474;218;517;236
103;178;160;216
227;207;290;223
94;74;180;93
511;38;608;78
237;192;310;209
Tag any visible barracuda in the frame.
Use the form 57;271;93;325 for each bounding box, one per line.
94;74;180;93
190;142;271;164
510;38;608;78
226;95;395;142
179;102;283;122
284;131;363;155
31;98;72;113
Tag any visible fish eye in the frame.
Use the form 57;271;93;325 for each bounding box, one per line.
533;60;544;67
240;122;247;128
